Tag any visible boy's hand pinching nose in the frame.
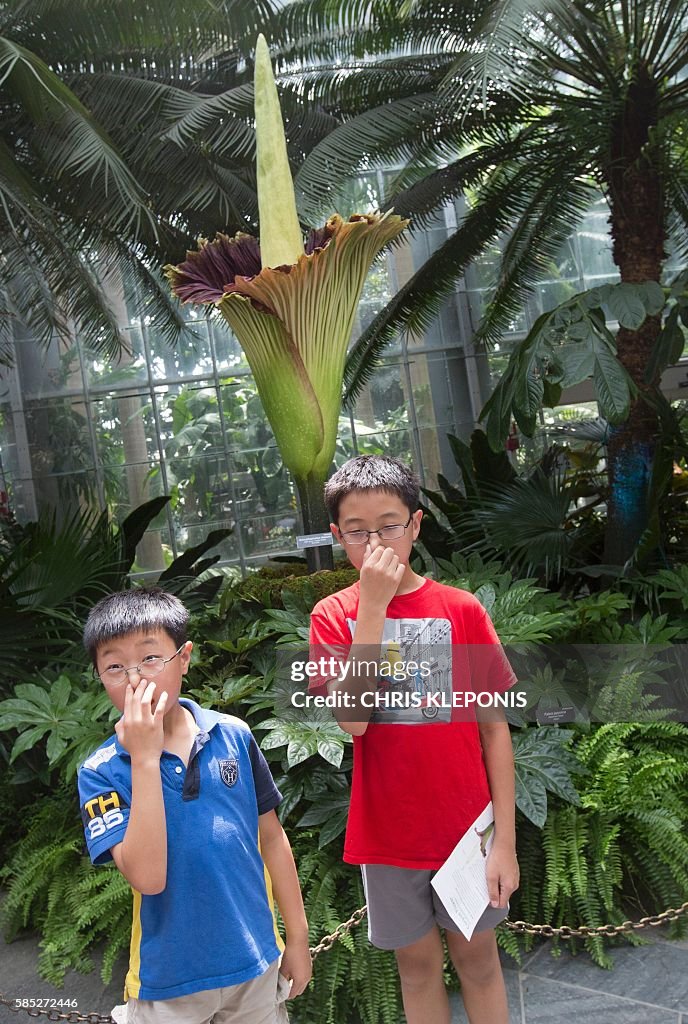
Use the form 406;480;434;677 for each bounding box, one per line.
359;542;406;606
115;679;168;761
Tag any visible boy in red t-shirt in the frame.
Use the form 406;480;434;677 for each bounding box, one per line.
309;455;519;1024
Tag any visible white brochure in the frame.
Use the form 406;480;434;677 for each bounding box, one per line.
430;801;496;939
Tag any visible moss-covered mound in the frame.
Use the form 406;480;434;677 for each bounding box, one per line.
230;562;359;608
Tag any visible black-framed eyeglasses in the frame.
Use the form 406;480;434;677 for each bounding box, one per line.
339;515;413;546
95;644;185;685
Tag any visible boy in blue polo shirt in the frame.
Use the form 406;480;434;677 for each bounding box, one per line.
78;587;311;1024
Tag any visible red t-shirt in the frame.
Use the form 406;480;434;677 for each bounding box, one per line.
309;578;516;869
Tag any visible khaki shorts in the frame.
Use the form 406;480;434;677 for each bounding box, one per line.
361;863;509;949
126;959;290;1024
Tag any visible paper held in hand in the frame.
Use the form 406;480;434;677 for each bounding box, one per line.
430;801;497;940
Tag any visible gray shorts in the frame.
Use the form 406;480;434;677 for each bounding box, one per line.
361;863;509;950
125;959;290;1024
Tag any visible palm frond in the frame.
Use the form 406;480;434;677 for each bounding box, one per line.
473;470;586;579
161;82;256;154
275;0;484;65
439;0;569;115
0;157;126;359
278;53;454;112
343;158;549;403
1;37;156;237
6;0;278;70
381;126;533;227
475;155;598;346
294;93;443;222
638;0;688;79
91;234;198;353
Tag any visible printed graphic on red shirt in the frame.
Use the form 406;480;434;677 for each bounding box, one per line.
346;615;453;723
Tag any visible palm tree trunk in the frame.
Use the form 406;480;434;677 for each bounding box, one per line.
605;66;665;564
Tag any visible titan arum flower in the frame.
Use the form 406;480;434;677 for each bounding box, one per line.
166;34;408;552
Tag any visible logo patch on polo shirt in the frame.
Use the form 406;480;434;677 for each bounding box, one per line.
219;759;238;788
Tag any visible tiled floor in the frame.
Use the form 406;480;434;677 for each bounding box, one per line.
450;935;688;1023
1;931;687;1022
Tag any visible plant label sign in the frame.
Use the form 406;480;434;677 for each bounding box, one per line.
535;701;578;725
296;532;334;549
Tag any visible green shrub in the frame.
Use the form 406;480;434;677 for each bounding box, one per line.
287;834;403;1024
512;721;688;966
0;790;130;985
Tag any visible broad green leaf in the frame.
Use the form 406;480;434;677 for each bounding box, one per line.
0;703;41;729
635;281;666;316
512;726;583;825
606;283;648;330
514;768;547;826
316;736;345;767
298;793;350;827
260;724;290;748
287;735;318;767
512;405;537;437
526;760;581;806
554;342;594;386
51;675;72;712
591;339;631;423
46;730;68;765
514;368;544;418
563;321;594;341
318;808;348;847
10;725;49;762
474;584;496;615
275;777;304;823
482;376;514;452
644;305;685;382
583;285;612;309
13;683;53;710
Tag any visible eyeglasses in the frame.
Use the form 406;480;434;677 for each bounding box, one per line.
96;645;185;685
339;516;413;546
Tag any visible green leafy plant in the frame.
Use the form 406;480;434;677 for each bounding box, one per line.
0;675;117;782
0;496;229;690
0;497;164;684
480;281;669;444
270;0;688;563
227;564;358;609
433;552;571;642
421;430;606;585
0;0;281;364
512;721;688;967
512;727;583;828
0;791;131;985
287;832;403;1024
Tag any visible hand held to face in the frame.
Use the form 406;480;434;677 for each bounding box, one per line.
359;542;406;610
114;679;168;763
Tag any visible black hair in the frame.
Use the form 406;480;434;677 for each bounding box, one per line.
324;455;420;523
83;587;189;665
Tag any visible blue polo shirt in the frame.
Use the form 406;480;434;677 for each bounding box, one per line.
77;699;282;1001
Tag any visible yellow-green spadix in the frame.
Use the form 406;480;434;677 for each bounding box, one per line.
254;33;303;269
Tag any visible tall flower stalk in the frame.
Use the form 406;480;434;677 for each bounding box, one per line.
167;34;407;567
